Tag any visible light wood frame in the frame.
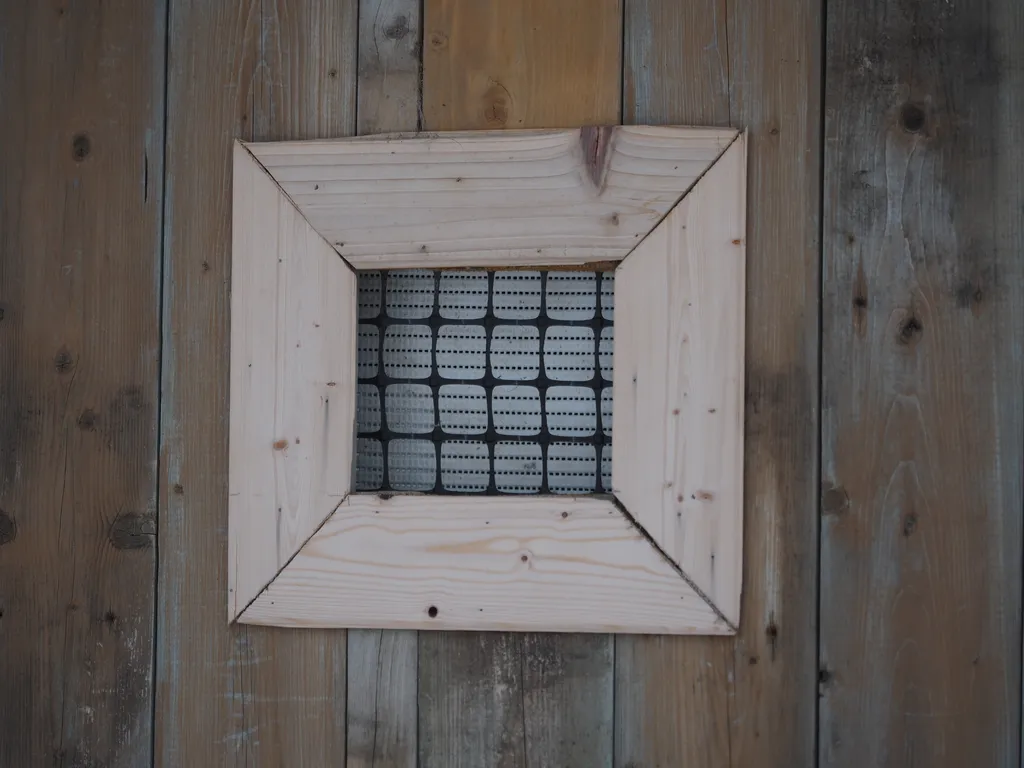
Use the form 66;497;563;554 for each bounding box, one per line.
229;126;746;634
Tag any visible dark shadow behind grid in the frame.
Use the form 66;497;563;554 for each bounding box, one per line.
355;269;614;494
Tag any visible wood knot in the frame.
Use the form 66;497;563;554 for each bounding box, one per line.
77;408;97;431
272;439;288;451
821;485;850;515
108;513;155;550
429;31;448;50
71;133;91;161
482;81;511;127
899;103;926;134
897;315;923;345
0;511;16;545
383;15;409;40
54;347;74;373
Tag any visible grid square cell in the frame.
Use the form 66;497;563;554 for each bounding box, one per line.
492;385;542;436
547;443;597;494
494;441;544;494
544;326;595;382
437;325;487;380
387;439;436;491
386;383;435;434
439;272;489;319
545;386;596;437
441;440;490;492
383;325;432;379
386;269;434;318
438;385;488;435
493;271;541;319
546;271;596;321
491;326;540;381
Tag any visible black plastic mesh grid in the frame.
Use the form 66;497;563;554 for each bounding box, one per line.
354;269;614;495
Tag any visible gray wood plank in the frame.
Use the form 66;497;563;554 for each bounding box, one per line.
348;629;418;767
155;1;356;765
358;0;422;134
347;3;421;764
617;0;822;765
0;2;165;765
419;633;613;768
818;0;1024;765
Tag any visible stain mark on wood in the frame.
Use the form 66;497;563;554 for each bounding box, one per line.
580;125;614;193
0;511;16;545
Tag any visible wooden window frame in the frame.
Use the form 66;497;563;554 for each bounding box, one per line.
228;126;746;634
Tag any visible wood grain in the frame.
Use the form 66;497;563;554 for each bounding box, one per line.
229;144;356;618
156;1;355;765
423;0;622;130
347;628;418;767
819;0;1024;764
419;632;614;768
0;2;164;765
613;135;746;625
347;4;421;763
247;126;735;268
358;0;422;135
617;0;822;765
417;7;624;762
241;495;725;633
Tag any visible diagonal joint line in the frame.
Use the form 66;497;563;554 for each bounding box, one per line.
609;494;738;632
231;493;349;623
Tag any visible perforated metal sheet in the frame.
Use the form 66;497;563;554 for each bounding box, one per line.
355;269;613;494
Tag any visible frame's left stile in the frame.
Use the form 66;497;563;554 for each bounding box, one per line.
229;143;358;619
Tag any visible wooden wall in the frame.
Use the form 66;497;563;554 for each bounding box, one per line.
0;0;1020;765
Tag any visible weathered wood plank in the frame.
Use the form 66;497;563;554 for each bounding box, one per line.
358;0;422;135
0;2;165;765
818;0;1024;765
423;0;622;130
156;1;355;765
347;2;421;764
418;1;621;763
617;0;822;765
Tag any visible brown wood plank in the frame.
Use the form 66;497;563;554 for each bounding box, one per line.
423;0;622;130
155;1;355;765
0;2;164;765
346;3;421;764
818;0;1023;764
616;0;822;765
418;1;620;764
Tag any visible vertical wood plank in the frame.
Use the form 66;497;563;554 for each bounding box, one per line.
419;1;620;764
617;0;822;765
358;0;422;134
819;0;1024;765
347;4;422;764
0;2;164;765
423;0;622;130
156;1;356;765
